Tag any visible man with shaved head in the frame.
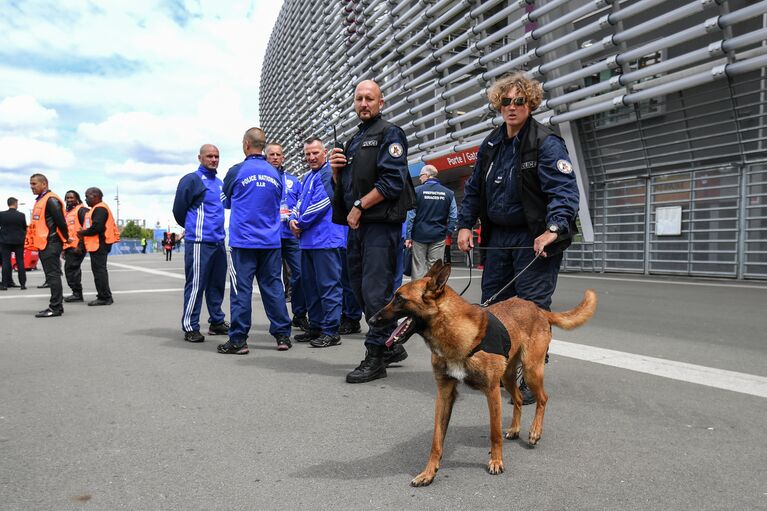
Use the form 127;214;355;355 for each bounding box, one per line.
172;144;229;343
330;79;417;383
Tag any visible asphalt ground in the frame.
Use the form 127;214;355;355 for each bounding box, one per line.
1;253;766;511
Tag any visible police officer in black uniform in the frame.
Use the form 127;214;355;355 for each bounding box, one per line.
330;79;416;384
456;72;580;404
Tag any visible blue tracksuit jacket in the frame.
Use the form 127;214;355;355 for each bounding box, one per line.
222;154;282;249
290;162;346;249
172;165;225;242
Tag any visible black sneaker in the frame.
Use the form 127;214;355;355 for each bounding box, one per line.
275;335;292;351
88;298;113;306
64;294;84;303
310;334;342;348
207;321;230;335
346;346;387;383
35;308;62;318
291;315;310;332
184;330;205;343
383;343;408;366
217;341;249;355
294;330;320;343
338;319;362;335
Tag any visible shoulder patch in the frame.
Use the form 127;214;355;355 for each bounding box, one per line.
556;159;573;174
286;180;294;189
388;143;404;158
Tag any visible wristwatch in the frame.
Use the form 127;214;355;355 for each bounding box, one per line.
353;199;364;211
547;224;560;234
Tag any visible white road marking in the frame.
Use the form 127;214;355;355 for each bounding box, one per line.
550;339;767;399
108;261;186;279
0;288;184;300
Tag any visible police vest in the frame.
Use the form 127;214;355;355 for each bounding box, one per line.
411;181;454;243
475;118;577;256
63;204;85;250
83;202;120;252
25;192;66;251
332;117;416;224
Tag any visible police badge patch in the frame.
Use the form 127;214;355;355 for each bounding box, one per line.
388;143;404;158
556;159;573;174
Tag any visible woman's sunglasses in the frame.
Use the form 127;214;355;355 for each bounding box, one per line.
501;97;526;107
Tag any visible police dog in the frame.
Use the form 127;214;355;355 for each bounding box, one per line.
369;260;596;487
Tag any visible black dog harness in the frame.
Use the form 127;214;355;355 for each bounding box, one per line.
468;311;511;358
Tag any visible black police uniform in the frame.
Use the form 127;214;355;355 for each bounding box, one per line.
332;114;416;382
457;117;579;310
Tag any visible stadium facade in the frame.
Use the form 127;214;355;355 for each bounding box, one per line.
260;0;767;280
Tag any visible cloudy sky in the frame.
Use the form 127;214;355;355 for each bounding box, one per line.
0;0;282;230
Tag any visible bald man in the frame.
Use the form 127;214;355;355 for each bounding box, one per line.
172;144;229;343
330;80;416;383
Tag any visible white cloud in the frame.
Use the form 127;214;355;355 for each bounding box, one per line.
0;95;58;130
0;136;75;171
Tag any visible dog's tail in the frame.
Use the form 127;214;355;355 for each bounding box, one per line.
543;289;597;330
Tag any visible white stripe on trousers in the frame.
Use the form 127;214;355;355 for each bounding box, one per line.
182;205;204;331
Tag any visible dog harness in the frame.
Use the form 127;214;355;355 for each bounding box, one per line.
468;311;511;358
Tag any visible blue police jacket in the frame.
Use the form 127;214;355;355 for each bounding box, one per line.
458;120;579;236
406;178;458;244
279;169;301;239
222;154;283;249
172;165;225;243
290;162;346;249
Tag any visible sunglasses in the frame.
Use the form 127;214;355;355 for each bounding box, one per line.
501;97;527;107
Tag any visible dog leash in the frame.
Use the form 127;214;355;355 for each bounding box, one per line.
457;245;536;302
480;253;540;307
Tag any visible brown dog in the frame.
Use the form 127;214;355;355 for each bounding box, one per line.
369;260;597;487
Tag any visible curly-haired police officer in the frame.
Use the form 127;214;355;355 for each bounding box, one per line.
456;72;580;404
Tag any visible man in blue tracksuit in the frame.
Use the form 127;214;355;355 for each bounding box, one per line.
405;164;458;279
172;144;229;343
266;142;308;331
289;137;346;348
219;128;293;354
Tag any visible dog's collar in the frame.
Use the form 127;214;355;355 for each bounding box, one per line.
467;311;511;358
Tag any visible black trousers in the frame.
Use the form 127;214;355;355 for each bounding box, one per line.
89;245;112;300
346;222;400;346
0;243;26;286
64;248;86;295
39;240;63;312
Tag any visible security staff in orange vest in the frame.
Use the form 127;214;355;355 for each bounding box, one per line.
76;187;119;306
62;190;89;303
25;173;71;317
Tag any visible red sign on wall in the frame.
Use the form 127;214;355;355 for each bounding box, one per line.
426;147;480;171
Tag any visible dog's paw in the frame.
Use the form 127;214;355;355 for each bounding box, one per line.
411;471;436;487
528;431;540;446
505;429;519;440
487;459;504;475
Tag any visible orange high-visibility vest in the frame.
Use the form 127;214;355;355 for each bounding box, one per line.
83;202;120;252
25;192;66;250
63;204;85;250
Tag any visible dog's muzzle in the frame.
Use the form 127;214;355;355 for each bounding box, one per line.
384;316;417;348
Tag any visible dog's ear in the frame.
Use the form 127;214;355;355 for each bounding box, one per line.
425;263;451;295
424;259;444;279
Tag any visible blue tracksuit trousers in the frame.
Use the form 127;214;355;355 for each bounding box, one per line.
281;236;306;317
339;248;363;321
481;226;563;311
301;248;343;335
182;241;226;332
229;247;292;343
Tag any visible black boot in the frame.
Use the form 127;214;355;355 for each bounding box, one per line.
346;344;387;383
383;343;408;366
